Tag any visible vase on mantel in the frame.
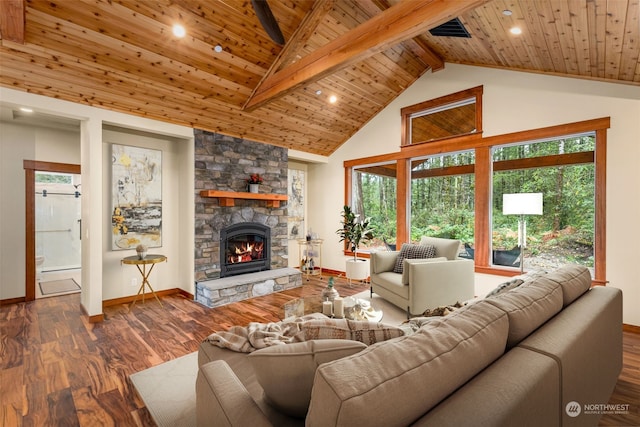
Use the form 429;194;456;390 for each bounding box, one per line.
249;183;260;193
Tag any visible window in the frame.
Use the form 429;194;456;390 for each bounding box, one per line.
35;172;73;184
345;117;608;282
401;86;482;146
491;134;595;273
410;151;475;257
351;162;397;251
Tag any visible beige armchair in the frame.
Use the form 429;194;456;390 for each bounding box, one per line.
370;236;475;317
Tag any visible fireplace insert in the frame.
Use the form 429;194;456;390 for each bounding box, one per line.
220;222;271;277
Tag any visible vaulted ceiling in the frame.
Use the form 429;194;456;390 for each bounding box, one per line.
1;0;638;156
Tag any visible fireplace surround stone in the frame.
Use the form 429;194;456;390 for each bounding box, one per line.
194;130;291;303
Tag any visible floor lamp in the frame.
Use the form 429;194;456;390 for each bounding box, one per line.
503;193;543;273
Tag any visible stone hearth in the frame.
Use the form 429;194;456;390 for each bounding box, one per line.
195;268;301;309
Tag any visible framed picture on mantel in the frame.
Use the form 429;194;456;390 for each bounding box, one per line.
111;144;163;250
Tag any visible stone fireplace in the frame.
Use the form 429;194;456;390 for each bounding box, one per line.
193;130;301;308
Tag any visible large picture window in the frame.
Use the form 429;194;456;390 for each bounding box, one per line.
344;116;608;284
491;134;595;274
410;151;475;256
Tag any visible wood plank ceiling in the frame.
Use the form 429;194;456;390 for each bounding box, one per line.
0;0;638;156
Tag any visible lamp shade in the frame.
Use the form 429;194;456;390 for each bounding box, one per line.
503;193;543;215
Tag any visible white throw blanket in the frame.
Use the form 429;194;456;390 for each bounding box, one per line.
206;313;326;353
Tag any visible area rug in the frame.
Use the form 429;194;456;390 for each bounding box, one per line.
130;352;198;427
39;278;81;295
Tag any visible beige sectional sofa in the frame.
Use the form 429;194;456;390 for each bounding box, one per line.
196;265;622;427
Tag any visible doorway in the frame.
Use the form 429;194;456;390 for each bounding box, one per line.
24;161;81;301
35;171;82;298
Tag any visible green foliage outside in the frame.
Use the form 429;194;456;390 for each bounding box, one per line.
35;172;72;184
352;135;596;267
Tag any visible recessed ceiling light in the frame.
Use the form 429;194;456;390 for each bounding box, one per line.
315;90;322;96
502;10;513;16
19;107;33;113
329;95;337;104
214;45;223;53
173;24;186;38
510;27;522;35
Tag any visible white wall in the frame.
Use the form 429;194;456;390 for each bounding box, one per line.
0;123;80;300
0;123;35;300
0;88;195;317
309;64;640;326
101;128;192;300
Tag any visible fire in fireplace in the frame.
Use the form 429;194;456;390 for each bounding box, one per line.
220;222;271;277
227;241;264;264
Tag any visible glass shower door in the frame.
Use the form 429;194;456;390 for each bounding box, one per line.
35;172;82;272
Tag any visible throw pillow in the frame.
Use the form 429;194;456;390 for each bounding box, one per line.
421;301;465;316
393;243;436;273
301;318;405;346
248;339;366;418
485;278;525;298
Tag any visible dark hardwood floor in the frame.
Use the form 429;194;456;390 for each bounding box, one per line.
1;276;638;426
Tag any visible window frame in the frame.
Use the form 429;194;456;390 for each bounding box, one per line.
401;86;483;147
344;117;609;284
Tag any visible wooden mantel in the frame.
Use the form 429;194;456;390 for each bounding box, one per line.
199;190;288;207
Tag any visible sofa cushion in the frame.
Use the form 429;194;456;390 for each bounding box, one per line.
543;264;592;306
248;339;366;418
393;243;436;273
419;236;461;260
484;276;563;348
485;277;525;298
301;318;405;346
306;301;508;426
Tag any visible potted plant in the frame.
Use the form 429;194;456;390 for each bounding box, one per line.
336;205;374;281
246;173;263;193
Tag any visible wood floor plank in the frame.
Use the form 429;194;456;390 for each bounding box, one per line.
1;276;638;426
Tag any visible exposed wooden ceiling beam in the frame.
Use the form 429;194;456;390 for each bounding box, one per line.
367;0;445;72
270;0;335;74
244;0;488;110
0;0;25;44
244;0;335;110
406;37;445;72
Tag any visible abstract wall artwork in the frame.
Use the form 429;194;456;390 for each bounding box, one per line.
288;169;304;239
111;144;162;250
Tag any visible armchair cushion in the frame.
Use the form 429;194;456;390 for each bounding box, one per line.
393;243;436;273
419;236;462;260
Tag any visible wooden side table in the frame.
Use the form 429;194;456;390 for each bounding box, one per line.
121;254;167;308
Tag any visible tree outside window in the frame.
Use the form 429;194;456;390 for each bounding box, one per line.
410;151;475;257
491;134;595;274
352;162;397;251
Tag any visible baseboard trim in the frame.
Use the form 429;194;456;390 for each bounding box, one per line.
0;296;26;306
102;288;187;308
623;324;640;334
